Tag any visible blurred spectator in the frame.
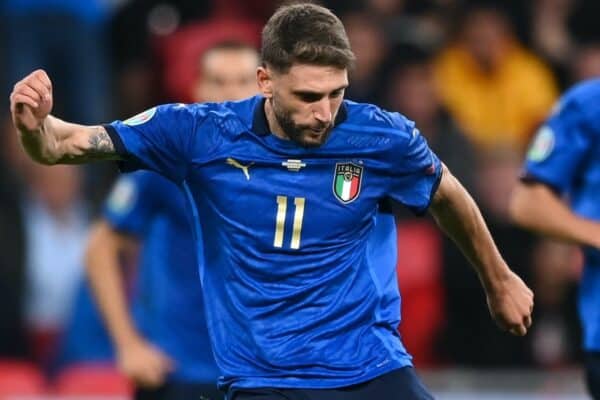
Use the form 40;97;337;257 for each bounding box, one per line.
22;163;89;366
328;0;448;50
0;0;119;211
528;239;581;368
570;43;600;83
157;19;261;103
0;120;29;359
342;12;390;103
0;0;113;124
383;44;476;191
191;42;259;103
531;0;575;72
433;3;558;152
109;0;214;115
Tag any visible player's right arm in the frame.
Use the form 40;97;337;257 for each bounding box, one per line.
10;70;119;165
510;182;600;248
429;165;533;336
86;221;173;388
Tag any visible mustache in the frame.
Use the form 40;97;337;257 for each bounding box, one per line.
300;122;331;131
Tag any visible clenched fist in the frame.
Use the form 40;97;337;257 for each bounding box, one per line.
10;69;53;132
486;270;534;336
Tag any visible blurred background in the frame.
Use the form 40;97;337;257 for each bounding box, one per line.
1;0;599;398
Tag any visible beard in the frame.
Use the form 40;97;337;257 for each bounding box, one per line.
271;98;334;148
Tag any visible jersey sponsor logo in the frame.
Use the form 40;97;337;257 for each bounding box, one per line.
527;125;555;162
333;162;363;204
226;157;254;180
123;107;157;126
107;178;137;214
282;159;306;172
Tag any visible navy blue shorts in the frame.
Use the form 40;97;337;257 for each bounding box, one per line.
135;381;223;400
228;367;434;400
585;351;600;400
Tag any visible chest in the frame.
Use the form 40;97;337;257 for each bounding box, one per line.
187;152;388;250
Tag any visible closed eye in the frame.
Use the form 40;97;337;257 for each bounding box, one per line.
295;92;323;103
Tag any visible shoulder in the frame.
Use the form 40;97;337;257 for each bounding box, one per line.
152;97;257;129
338;100;417;149
552;79;600;126
563;79;600;107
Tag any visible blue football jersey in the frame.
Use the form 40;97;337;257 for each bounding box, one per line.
104;171;220;383
105;96;442;389
523;79;600;351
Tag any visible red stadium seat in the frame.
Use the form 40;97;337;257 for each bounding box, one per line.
396;220;445;368
0;360;47;397
53;362;132;396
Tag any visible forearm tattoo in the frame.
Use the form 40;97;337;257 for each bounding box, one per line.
56;126;119;164
88;127;115;154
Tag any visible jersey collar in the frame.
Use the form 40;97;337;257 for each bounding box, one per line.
251;97;348;136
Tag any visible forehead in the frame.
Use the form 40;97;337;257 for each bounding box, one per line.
276;64;348;91
202;48;259;72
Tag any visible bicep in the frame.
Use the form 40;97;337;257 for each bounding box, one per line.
430;164;455;210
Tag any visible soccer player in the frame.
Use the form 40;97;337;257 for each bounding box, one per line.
85;42;260;400
510;79;600;399
10;4;533;399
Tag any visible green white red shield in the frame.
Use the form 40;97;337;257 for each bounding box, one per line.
333;163;363;203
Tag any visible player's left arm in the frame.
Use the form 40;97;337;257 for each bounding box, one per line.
429;164;534;336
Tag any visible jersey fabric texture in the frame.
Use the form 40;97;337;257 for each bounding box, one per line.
523;79;600;351
105;96;442;390
104;171;220;383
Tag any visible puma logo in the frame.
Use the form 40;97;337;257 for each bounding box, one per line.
226;157;254;180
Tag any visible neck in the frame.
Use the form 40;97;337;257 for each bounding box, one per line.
264;99;289;141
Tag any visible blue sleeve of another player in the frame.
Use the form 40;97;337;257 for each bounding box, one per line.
524;98;593;194
387;117;442;215
103;173;157;237
104;103;210;184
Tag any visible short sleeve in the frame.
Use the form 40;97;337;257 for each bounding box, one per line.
103;172;157;236
523;97;594;194
105;103;208;184
387;120;443;215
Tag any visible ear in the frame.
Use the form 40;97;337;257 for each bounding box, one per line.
257;66;273;99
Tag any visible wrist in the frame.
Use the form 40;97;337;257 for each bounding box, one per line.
114;328;143;351
480;262;512;295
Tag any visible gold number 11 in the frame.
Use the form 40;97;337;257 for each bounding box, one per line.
274;196;306;249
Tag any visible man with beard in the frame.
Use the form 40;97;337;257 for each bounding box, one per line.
10;3;533;399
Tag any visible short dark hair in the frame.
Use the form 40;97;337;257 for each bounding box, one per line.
261;2;355;73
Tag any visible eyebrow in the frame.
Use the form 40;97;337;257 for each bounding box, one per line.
291;84;348;97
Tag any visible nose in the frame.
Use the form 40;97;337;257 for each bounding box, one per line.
313;99;332;125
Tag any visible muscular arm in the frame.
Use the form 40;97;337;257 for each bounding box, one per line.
19;117;119;164
429;165;534;335
10;69;120;164
510;181;600;248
